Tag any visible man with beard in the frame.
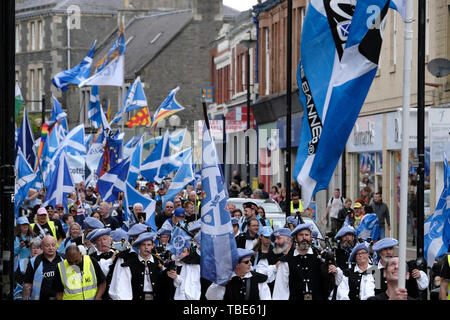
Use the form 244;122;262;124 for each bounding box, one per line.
236;218;260;250
272;224;342;300
333;225;357;271
255;228;293;293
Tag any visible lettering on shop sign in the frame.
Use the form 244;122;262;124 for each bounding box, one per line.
353;121;375;145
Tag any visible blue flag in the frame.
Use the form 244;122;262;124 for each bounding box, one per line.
111;76;148;124
163;148;194;205
356;213;380;241
49;96;68;132
107;132;124;169
167;226;191;257
127;137;143;188
97;158;130;203
88;86;103;128
43;152;75;210
124;181;157;232
424;155;450;267
140;130;170;183
200;124;238;285
293;0;391;206
16;108;36;169
14;150;37;217
52;40;96;92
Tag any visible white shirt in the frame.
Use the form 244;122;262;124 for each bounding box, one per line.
328;197;344;219
377;261;429;290
273;248;343;300
173;263;201;300
336;264;375;300
138;254;154;292
205;271;272;300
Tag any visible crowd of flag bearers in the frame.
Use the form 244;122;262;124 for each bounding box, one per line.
11;0;450;301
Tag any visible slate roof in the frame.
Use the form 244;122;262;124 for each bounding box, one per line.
93;10;194;80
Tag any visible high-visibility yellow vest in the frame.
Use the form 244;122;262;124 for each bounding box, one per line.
31;220;59;246
290;200;303;214
57;255;98;300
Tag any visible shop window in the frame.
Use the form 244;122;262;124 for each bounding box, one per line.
357;152;382;204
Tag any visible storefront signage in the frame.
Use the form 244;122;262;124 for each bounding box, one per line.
347;114;383;153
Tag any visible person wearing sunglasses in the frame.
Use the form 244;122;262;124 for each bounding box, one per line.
205;248;272;300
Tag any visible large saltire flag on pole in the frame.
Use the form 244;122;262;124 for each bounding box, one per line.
52;40;96;92
111;76;148;124
424;154;450;267
16;108;36;169
149;87;184;134
200;124;238;285
293;0;393;207
15;150;37;217
79;24;125;87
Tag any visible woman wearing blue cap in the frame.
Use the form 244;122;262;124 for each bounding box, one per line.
205;248;272;300
335;242;375;300
14;216;33;269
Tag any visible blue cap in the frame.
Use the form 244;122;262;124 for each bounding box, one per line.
85;217;104;230
17;216;29;225
286;216;300;227
290;223;313;237
89;228;111;242
157;228;171;236
237;248;254;261
174;208;185;218
231;217;239;225
348;242;370;263
334;225;356;241
127;223;150;237
111;229;128;242
372;238;399;252
270;228;292;242
133;232;157;247
188;220;201;233
260;226;273;238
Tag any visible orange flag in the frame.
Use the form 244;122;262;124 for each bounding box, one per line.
125;107;150;128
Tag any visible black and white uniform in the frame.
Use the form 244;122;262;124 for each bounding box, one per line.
206;271;271;300
336;264;375;300
272;247;342;300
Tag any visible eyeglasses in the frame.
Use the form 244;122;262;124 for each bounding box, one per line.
356;252;368;257
56;208;64;211
240;259;251;265
166;206;174;208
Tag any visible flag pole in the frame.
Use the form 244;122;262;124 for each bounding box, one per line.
285;0;293;218
398;0;414;289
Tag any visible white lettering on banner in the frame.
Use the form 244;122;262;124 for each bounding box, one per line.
353;121;375;145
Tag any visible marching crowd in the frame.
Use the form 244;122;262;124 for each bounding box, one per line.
12;172;450;301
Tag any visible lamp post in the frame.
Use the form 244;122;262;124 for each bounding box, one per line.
240;31;256;186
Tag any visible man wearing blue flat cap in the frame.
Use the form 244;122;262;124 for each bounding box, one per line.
334;225;357;271
206;248;271;300
161;207;186;232
335;242;375;300
372;237;428;297
109;232;166;301
273;223;342;300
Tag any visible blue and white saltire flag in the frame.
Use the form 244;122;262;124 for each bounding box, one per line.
84;134;93;151
49;96;68;132
42;152;75;210
167;226;191;257
97;158;130;202
293;0;392;207
79;54;124;87
356;213;380;241
41;126;59;179
200;124;238;285
123;134;143;159
52;40;96;92
14;150;37;217
163;148;194;205
424;155;450;267
88;86;103;128
158;147;191;181
124;181;157;232
140;130;170;182
127;136;143;188
58;123;86;156
16;108;36;168
111;76;147;124
143;129;186;151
